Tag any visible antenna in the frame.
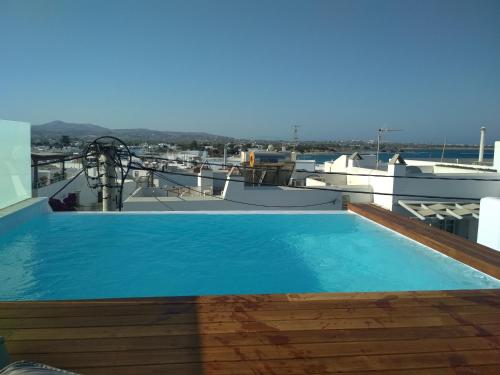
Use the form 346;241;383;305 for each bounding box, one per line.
376;127;402;168
440;137;447;162
292;125;300;151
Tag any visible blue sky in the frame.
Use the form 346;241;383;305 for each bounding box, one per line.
1;0;499;143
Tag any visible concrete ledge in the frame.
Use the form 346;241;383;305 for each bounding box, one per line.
478;197;500;251
0;198;50;236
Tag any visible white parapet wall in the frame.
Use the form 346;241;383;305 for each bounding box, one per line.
0;197;50;236
477;197;500;251
0;119;32;209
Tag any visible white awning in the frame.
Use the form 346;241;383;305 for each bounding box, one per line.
398;200;480;221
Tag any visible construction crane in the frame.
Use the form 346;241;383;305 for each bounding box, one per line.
376;128;402;168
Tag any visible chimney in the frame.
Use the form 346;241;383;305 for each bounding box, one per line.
494;141;500;172
479;127;486;163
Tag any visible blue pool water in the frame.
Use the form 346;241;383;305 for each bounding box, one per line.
0;213;499;300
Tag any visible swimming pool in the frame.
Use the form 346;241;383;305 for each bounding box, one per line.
0;212;499;300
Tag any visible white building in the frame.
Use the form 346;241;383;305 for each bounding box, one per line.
306;144;500;241
123;167;341;211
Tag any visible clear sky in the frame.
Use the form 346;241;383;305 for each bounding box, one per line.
1;0;499;143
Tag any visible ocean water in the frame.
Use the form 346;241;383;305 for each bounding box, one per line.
0;213;498;300
300;149;494;164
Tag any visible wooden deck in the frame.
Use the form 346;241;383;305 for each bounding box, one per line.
1;290;500;374
348;203;500;279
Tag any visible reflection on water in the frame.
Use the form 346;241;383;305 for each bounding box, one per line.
0;232;40;300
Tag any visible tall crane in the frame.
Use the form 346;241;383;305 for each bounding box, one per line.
376;128;402;168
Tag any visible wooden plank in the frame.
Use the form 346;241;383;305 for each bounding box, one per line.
7;336;500;368
64;350;500;375
7;324;499;354
1;288;498;308
2;292;499;320
2;304;500;330
67;364;500;375
2;315;469;341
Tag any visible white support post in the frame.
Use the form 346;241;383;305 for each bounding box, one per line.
478;127;486;163
101;150;117;212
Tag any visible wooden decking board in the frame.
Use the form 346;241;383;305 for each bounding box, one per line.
2;294;499;321
6;325;498;354
1;287;499;306
3;302;500;329
7;336;500;366
1;290;500;374
13;349;500;373
58;349;500;374
348;203;500;278
67;366;500;375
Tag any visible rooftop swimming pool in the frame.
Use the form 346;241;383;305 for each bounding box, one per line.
0;212;499;300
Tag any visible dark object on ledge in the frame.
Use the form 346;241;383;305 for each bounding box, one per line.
48;193;77;212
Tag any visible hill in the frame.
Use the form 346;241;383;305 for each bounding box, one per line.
31;121;233;143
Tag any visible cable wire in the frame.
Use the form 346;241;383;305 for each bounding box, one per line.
138;155;500;181
146;167;337;208
82;136;132;211
31;154;85;167
131;163;483;201
48;169;85;199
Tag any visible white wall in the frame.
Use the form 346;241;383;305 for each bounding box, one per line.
154;171;198;188
343;166;395;209
477;197;500;251
305;178;372;204
295;160;316;172
124;176;341;211
36;174;137;209
327;157;500;211
0;198;49;236
36;174;98;208
223;176;340;209
393;173;500;203
495;141;500;172
0;119;31;209
405;159;496;174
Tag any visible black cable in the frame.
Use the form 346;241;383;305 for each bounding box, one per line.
149;170;337;208
130;163;482;201
82;136;132;211
31;154;84;167
48;169;85;199
138;154;500;181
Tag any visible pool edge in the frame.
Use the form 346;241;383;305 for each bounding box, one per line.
348;203;500;280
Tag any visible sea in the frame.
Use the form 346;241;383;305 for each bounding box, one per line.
299;149;494;164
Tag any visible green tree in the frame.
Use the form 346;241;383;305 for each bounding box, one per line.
60;135;71;146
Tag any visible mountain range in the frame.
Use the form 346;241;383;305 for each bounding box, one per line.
31;121;234;143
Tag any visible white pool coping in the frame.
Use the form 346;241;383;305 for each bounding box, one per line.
57;210;350;215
